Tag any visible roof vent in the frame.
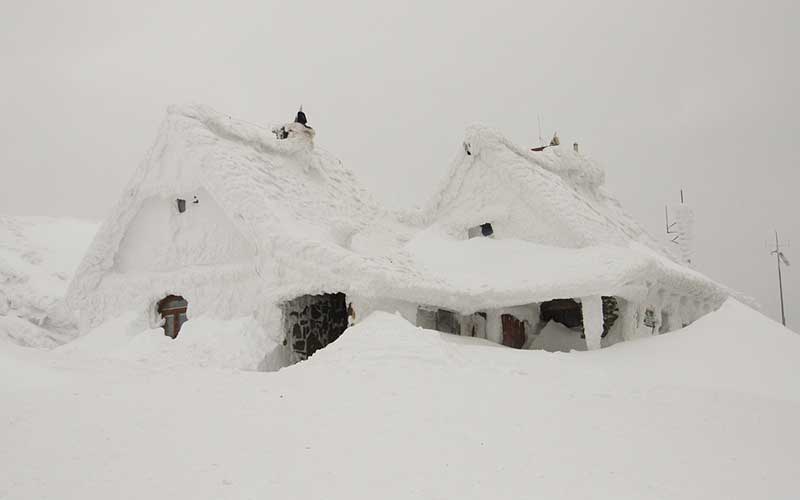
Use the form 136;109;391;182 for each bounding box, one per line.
468;222;494;239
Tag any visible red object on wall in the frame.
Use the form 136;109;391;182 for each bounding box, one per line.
501;314;526;349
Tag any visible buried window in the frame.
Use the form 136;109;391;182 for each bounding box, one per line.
157;295;188;339
283;293;349;359
643;307;657;332
539;297;619;338
659;310;671;334
463;312;487;338
416;306;461;335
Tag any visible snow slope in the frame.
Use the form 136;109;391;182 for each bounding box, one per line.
0;216;98;348
2;299;798;499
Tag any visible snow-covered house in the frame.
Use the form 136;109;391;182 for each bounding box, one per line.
66;105;732;369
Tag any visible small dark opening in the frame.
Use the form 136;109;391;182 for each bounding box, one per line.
539;297;619;338
480;223;494;237
275;126;289;140
176;198;186;213
157;295;188;339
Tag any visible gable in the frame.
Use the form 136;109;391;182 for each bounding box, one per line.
114;188;255;273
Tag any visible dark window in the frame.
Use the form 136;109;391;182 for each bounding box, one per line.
436;309;460;335
416;307;460;335
157;295;188;339
539;297;619;338
176;199;186;213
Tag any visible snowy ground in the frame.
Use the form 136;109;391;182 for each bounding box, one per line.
2;298;798;500
0;216;98;348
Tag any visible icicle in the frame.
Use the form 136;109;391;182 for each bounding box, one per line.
581;296;603;350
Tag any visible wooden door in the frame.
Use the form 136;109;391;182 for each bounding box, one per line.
501;314;525;349
158;295;188;339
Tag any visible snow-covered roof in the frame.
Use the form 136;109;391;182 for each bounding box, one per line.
67;104;384;304
425;125;675;253
67;105;734;314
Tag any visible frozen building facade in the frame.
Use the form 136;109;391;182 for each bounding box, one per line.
66;105;732;369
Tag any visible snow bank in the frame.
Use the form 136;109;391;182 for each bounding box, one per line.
2;299;798;500
56;312;275;371
0;216;97;348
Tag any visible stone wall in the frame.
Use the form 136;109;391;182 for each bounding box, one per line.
283;293;348;358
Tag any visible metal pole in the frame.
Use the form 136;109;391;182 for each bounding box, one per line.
537;115;543;147
775;231;787;326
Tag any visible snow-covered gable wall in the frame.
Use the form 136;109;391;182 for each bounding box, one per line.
426;125;675;256
115;188;253;272
424;143;572;246
67;106;266;331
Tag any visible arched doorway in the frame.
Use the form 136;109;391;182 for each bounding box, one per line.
157;295;188;339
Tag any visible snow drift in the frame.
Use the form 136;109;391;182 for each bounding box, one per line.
0;216;98;348
1;299;798;499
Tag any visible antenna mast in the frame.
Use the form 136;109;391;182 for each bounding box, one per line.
771;231;788;326
537;115;543;147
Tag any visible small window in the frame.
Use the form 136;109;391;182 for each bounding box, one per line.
176;198;186;213
416;306;460;335
468;222;494;239
436;309;459;335
157;295;188;339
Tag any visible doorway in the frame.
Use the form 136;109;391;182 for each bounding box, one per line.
501;314;526;349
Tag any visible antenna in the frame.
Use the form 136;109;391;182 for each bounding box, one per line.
665;189;683;243
770;230;790;326
537;115;543;147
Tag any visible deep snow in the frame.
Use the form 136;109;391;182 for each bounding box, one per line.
2;299;799;500
0;216;98;348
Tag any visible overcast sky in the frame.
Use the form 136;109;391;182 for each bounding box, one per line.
1;0;797;328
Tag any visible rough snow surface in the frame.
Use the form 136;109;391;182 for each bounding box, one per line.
0;216;97;347
2;299;799;499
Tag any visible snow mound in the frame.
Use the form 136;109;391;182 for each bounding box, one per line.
55;312;275;371
0;216;97;348
2;299;799;499
306;299;799;400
